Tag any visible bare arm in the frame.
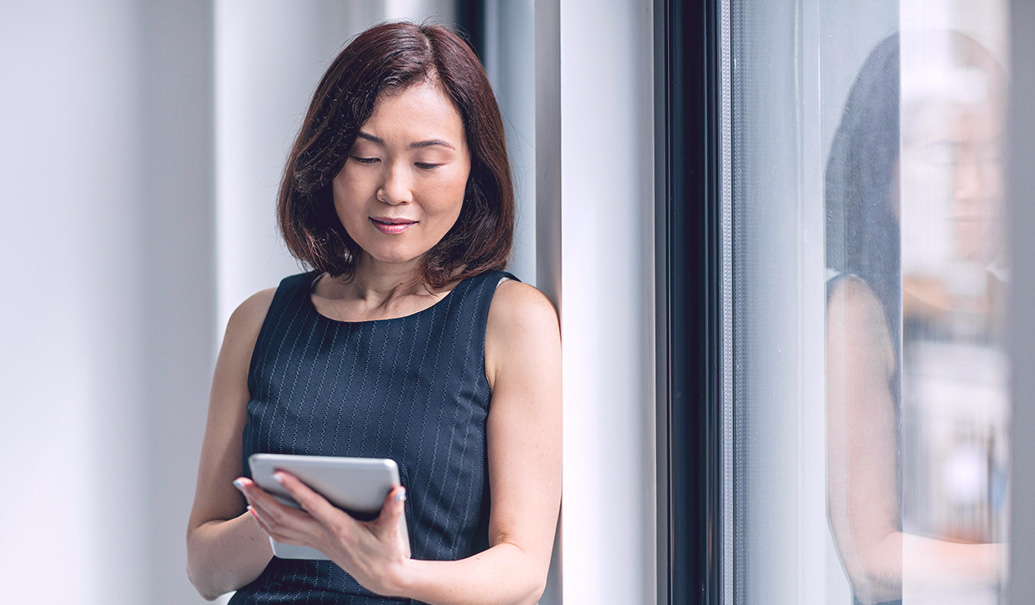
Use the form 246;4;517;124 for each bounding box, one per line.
237;279;562;604
186;289;276;600
827;277;1000;604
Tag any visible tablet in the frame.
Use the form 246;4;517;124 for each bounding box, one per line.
247;453;409;560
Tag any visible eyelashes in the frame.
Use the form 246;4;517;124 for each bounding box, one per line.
350;156;443;170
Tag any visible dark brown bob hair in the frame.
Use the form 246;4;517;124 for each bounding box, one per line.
277;21;514;288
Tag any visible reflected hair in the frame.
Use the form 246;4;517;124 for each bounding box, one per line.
277;21;514;288
825;34;901;326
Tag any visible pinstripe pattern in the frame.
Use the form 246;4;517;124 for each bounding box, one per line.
231;270;512;605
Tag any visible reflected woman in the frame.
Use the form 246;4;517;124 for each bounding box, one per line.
826;32;1006;604
186;22;561;604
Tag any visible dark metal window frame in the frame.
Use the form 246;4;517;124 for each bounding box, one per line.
656;0;723;603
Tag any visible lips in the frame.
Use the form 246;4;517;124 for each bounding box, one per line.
370;216;417;235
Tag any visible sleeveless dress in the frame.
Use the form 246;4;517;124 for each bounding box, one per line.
229;269;514;604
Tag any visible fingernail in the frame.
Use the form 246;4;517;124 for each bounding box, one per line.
233;478;246;491
394;487;407;503
272;472;284;484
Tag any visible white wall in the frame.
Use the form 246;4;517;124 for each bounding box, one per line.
0;1;214;603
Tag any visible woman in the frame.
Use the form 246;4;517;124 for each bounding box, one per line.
186;22;561;604
826;32;1005;604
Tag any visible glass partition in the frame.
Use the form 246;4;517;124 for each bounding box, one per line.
719;0;1011;602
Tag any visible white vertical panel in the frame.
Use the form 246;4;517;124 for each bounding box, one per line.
557;1;655;603
0;1;146;603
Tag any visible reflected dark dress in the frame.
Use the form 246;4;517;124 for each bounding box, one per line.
229;270;512;604
826;34;903;605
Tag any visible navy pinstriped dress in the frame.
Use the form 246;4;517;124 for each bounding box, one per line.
230;269;513;604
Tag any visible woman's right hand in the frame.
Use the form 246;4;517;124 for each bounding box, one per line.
233;473;413;598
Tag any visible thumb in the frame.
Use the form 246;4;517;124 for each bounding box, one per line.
379;486;406;528
382;486;411;558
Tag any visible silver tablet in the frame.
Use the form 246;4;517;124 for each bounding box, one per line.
247;453;409;560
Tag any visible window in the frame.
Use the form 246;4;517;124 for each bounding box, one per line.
662;0;1014;602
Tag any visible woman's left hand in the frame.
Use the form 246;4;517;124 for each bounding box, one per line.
233;473;411;597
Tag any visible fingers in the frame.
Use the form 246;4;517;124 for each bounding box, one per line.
233;477;322;546
232;473;410;562
247;505;272;533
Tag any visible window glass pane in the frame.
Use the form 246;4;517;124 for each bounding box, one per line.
728;0;1010;603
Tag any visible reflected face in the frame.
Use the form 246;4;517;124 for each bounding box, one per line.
332;81;471;269
900;55;1006;268
949;102;1004;263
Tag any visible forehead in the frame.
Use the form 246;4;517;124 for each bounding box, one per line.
360;81;466;140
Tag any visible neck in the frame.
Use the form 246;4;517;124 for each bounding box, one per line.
343;254;430;307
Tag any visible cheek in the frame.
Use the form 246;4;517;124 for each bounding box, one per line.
448;167;471;208
425;167;469;218
332;175;366;214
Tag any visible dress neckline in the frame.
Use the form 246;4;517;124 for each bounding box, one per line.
304;271;472;325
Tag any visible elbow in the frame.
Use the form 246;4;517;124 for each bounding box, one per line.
187;559;230;601
186;565;220;601
518;556;551;605
510;578;546;605
186;532;229;601
838;537;903;605
186;553;223;601
516;569;548;605
526;578;548;605
495;540;550;605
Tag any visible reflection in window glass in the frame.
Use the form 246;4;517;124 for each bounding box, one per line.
899;19;1009;604
726;0;1010;603
826;6;1009;605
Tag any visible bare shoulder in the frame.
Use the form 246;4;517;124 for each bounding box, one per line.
827;276;888;330
221;288;277;358
827;275;894;373
487;279;559;336
485;279;560;386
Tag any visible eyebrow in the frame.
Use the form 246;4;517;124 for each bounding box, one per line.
356;131;455;151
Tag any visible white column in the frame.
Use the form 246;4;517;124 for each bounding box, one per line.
553;1;657;602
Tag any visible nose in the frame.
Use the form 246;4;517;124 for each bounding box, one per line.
953;146;983;211
377;163;412;205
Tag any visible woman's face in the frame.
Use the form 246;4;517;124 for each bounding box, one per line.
900;49;1006;270
332;81;471;270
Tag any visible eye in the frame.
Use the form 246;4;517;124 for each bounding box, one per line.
415;162;442;170
919;140;959;166
350;155;380;164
